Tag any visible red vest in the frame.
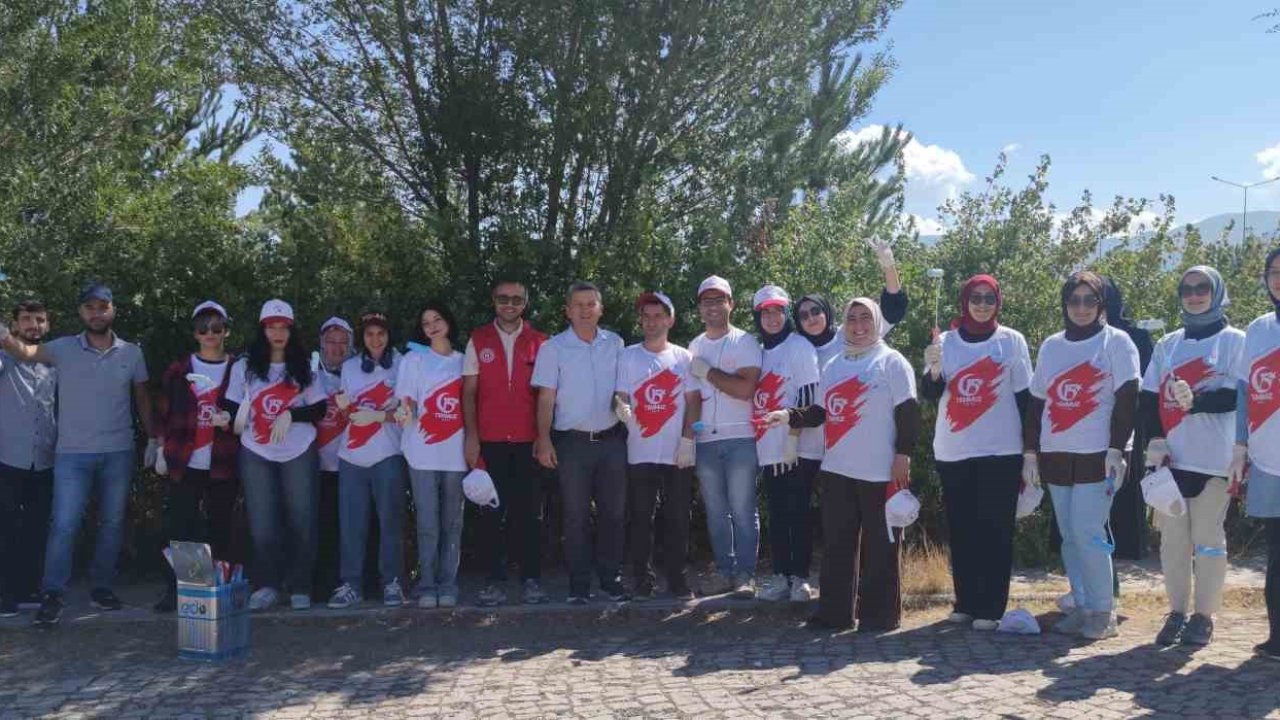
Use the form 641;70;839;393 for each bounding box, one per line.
471;321;546;442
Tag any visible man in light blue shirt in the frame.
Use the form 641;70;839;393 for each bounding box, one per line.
532;281;628;604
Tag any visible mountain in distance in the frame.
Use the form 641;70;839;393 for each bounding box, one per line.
917;210;1280;247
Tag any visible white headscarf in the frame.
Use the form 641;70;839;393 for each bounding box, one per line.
842;296;884;357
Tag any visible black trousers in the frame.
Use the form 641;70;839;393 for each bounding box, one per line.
937;454;1022;621
163;468;240;566
0;463;53;600
764;460;815;578
1267;518;1280;643
553;432;627;595
476;441;544;582
817;472;901;630
627;463;692;589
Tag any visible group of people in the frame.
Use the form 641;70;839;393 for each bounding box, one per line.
3;241;1280;662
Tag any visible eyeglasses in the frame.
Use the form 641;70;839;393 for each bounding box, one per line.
196;323;226;335
968;293;998;307
1066;294;1100;309
494;294;526;307
796;308;825;322
1179;282;1212;298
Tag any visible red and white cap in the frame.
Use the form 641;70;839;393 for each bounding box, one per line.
697;275;732;298
635;291;675;317
191;300;228;320
259;299;294;325
752;284;790;310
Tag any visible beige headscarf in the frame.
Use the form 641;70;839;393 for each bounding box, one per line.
842;296;884;358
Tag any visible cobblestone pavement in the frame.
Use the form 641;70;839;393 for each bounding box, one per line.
2;601;1280;719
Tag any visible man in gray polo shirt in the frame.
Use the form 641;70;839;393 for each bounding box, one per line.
0;283;155;627
0;300;57;617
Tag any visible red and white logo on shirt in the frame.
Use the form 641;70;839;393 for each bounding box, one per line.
251;382;300;444
192;386;221;451
752;371;786;440
316;392;348;448
418;378;464;444
944;357;1003;432
347;380;395;449
1159;357;1214;432
1046;361;1106;433
633;368;681;438
824;375;869;449
479;348;496;364
1248;348;1280;432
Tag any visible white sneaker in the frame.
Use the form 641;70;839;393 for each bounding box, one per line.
1081;611;1118;640
972;619;999;631
1052;609;1087;635
756;574;789;602
947;611;973;624
788;576;814;602
248;587;279;612
417;593;438;609
326;583;361;609
383;579;405;607
290;593;311;611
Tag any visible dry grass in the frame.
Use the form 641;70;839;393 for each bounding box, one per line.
901;536;954;596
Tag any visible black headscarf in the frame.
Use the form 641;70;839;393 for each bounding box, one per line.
753;308;795;350
1266;247;1280;319
792;293;836;348
1101;276;1154;373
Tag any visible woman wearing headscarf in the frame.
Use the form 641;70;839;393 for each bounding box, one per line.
1139;265;1243;647
1231;247;1280;660
753;285;821;603
919;275;1033;631
1024;272;1140;640
786;297;920;631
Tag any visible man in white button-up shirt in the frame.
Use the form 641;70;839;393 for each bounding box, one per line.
531;281;628;604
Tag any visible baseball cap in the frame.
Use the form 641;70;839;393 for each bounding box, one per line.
359;311;389;329
462;469;500;508
697;275;732;299
191;300;228;320
78;283;113;305
319;316;353;337
635;291;675;317
884;489;920;543
752;284;790;310
258;299;294;325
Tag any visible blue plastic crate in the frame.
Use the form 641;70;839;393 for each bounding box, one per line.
177;581;250;661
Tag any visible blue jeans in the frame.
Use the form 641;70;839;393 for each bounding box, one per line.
409;468;465;596
241;447;319;594
1049;482;1115;613
42;451;134;593
338;457;406;591
695;437;759;576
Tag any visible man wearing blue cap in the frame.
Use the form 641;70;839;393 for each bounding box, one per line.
0;282;154;627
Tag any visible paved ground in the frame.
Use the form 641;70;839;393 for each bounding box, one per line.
3;592;1280;719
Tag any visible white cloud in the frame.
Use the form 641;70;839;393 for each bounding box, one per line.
1001;143;1021;155
907;214;947;236
1259;142;1280;180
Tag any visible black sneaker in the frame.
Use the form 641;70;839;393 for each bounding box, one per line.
1255;640;1280;660
601;581;631;602
1155;612;1186;646
90;587;123;611
33;592;63;628
0;596;18;618
1181;613;1214;646
153;588;177;614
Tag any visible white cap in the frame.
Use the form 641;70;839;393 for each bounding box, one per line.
1016;482;1044;519
884;489;920;543
319;316;353;337
462;469;500;508
697;275;732;298
259;299;294;325
752;284;790;310
191;300;228;320
996;608;1041;635
635;291;675;317
1140;467;1187;517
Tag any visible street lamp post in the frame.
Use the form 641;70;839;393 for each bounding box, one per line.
1211;175;1280;244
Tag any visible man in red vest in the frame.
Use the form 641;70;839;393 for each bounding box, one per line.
463;279;549;605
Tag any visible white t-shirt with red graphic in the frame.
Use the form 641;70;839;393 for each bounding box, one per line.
1031;326;1141;455
1235;314;1280;475
226;359;328;463
396;348;467;472
186;356;229;471
689;326;763;442
819;344;917;483
337;354;403;468
314;367;347;472
615;343;692;466
1142;326;1244;476
932;327;1033;462
754;333;820;466
799;336;842;460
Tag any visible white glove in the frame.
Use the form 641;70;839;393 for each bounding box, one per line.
867;236;895;269
783;432;800;465
675;437;696;468
144;438;160;469
1105;448;1127;492
334;392;351;411
393;403;414;427
210;411;231;429
614;397;633;424
349;409;386;427
1171;379;1194;411
1144;437;1169;469
1021;452;1040;488
270;411;292;444
154;447;168;476
1228;443;1248;489
761;409;790;428
689;357;711;380
923;341;942;376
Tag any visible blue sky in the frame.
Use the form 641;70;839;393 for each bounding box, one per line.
852;0;1280;233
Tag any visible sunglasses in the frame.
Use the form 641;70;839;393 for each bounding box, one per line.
1066;295;1100;309
968;293;998;307
494;294;526;307
796;308;826;322
195;322;226;335
1179;282;1213;298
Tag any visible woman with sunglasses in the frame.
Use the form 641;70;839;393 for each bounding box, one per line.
152;301;241;613
1138;266;1243;647
1231;248;1280;660
223;299;329;612
919;275;1033;631
1024;272;1140;640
